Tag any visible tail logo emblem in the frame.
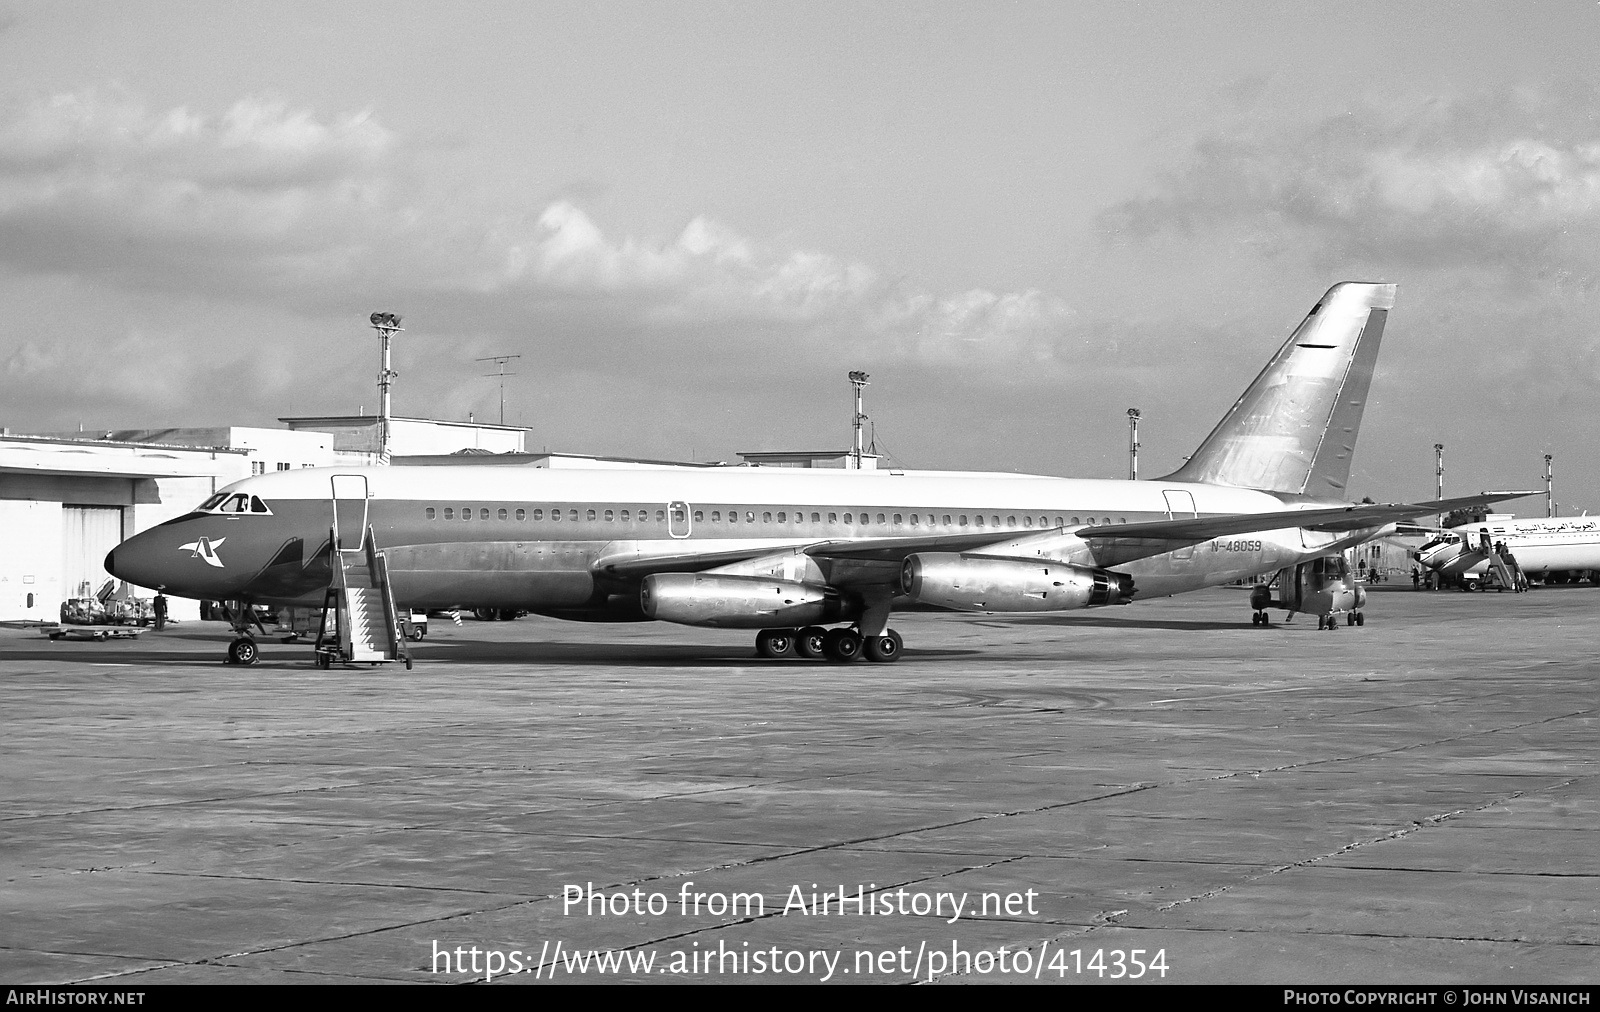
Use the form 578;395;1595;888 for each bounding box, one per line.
178;537;228;568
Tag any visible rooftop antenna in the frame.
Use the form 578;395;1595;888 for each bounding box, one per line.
370;312;403;463
477;355;522;426
1127;407;1141;480
848;371;870;470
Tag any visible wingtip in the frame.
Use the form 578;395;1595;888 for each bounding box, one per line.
1326;281;1397;310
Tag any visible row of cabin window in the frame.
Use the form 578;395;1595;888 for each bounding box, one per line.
421;506;1129;527
697;510;1125;528
423;507;667;522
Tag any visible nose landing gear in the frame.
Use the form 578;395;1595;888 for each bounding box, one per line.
219;600;266;665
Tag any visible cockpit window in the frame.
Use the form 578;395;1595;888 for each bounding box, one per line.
197;493;273;515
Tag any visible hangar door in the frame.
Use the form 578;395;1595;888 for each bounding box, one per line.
62;505;124;599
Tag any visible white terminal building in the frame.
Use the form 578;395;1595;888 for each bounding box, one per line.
0;417;527;624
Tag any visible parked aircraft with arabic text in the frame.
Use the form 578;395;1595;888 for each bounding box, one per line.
1417;512;1600;585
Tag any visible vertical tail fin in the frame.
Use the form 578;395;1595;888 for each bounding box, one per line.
1159;282;1395;496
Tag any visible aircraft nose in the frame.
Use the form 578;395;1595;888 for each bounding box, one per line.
107;533;167;592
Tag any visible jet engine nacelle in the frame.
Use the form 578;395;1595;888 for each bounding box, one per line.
900;554;1134;612
640;573;836;628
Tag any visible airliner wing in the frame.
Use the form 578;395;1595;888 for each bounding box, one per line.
804;531;1019;561
1074;491;1538;544
1390;521;1443;537
594;492;1536;583
595;530;1015;581
595;545;793;579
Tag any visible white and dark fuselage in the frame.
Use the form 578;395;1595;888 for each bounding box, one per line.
111;282;1522;653
107;463;1378;619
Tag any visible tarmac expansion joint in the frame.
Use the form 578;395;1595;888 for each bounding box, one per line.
1151;787;1536;915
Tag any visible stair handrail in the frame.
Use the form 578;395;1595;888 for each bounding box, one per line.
365;525;411;666
328;525;355;655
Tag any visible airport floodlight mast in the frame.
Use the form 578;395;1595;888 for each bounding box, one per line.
1127;408;1141;480
1435;443;1445;525
848;371;870;470
477;355;522;426
1545;454;1554;517
370;312;403;463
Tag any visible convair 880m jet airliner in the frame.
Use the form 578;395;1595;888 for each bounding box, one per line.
107;283;1528;665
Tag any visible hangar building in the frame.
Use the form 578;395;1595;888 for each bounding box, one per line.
0;433;247;623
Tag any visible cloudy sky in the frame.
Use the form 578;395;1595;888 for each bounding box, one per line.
3;1;1598;511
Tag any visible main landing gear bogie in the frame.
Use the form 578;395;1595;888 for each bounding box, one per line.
863;629;903;663
755;628;796;658
756;626;903;663
822;628;862;662
796;626;827;659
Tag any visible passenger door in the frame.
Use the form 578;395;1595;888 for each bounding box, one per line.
331;475;370;552
1163;490;1198;561
668;500;693;539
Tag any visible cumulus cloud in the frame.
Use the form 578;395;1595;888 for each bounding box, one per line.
1087;85;1600;503
2;339;48;378
488;199;1076;363
0;88;1086;371
871;287;1077;365
1099;88;1600;290
0;89;403;303
496;200;878;320
0;90;391;183
0;86;1111;451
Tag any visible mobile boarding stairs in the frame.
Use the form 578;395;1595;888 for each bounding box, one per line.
313;475;413;669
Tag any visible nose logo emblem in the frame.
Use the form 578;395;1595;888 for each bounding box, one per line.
178;536;228;568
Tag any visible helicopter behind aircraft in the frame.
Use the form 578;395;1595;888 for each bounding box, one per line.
1249;554;1366;629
